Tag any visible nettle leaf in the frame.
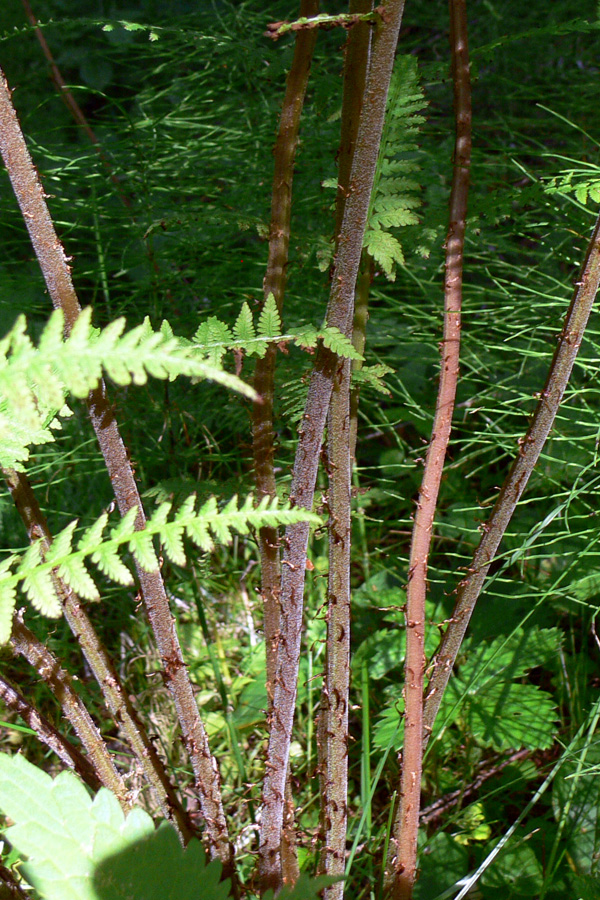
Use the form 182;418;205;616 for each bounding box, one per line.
448;679;558;752
0;753;231;900
257;293;282;339
458;627;563;684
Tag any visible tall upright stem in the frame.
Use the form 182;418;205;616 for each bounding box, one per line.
258;2;407;890
252;4;320;881
319;7;373;896
387;4;471;896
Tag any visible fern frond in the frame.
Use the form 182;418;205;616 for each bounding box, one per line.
365;54;427;280
0;494;322;642
191;301;364;362
0;309;255;471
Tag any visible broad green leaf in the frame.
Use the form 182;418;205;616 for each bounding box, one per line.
449;678;558;751
458;627;563;684
480;837;544;896
0;753;230;900
414;832;468;900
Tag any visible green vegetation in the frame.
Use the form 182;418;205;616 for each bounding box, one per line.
0;1;600;898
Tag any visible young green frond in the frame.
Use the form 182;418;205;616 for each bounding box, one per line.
0;309;255;471
365;54;427;280
0;493;322;643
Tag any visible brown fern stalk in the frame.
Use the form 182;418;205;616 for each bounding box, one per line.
422;206;600;744
0;68;233;874
10;617;129;806
318;6;373;896
252;2;320;881
387;4;471;897
0;673;104;792
258;2;407;890
4;467;194;841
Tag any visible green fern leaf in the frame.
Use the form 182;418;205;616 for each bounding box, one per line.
0;562;16;644
233;302;256;343
129;530;159;573
363;229;405;278
78;512;109;554
58;556;99;601
257;293;282;339
320;327;363;360
288;324;319;349
19;543;61;618
91;543;134;586
193;317;233;365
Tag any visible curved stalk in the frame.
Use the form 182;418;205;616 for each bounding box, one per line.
422;206;600;743
0;673;103;791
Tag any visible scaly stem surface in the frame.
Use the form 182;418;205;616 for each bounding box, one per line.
319;6;373;896
0;68;232;873
422;206;600;743
258;2;407;890
252;3;319;881
4;467;194;840
10;617;128;805
388;4;471;896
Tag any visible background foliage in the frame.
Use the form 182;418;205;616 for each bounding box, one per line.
1;1;600;898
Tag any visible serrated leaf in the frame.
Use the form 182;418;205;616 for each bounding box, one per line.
363;229;405;278
458;627;563;684
57;557;100;601
257;293;282;339
320;326;363;360
449;678;558;751
233;302;255;343
91;545;134;586
0;580;16;644
0;753;230;900
129;531;158;572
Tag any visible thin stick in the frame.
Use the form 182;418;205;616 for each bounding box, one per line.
10;616;129;806
0;673;103;791
422;207;600;744
4;467;194;841
258;2;407;889
0;69;233;874
387;4;471;896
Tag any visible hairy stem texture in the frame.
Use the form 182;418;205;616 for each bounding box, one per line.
258;1;407;890
422;206;600;743
387;3;471;898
